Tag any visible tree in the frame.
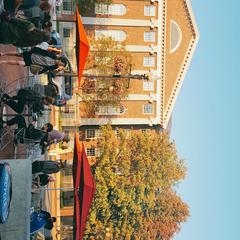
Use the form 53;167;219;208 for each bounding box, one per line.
80;36;131;116
84;127;189;239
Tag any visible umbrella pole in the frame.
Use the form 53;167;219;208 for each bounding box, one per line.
39;187;76;191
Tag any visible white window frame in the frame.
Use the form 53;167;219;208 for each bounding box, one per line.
143;104;154;114
95;4;109;14
143;56;155;67
86;148;95;157
143;81;154;91
95;30;126;41
96;105;125;115
63;28;71;38
85;129;102;139
144;5;156;16
62;0;72;13
95;4;126;15
144;31;155;42
95;148;103;158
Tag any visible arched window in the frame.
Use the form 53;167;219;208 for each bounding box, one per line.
95;30;126;41
95;4;126;15
170;20;182;53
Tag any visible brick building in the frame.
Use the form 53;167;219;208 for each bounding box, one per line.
52;0;199;237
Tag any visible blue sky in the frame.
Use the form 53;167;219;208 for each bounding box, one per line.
172;0;240;240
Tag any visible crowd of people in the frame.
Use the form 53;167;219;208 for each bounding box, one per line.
0;0;69;152
0;0;67;73
0;1;71;235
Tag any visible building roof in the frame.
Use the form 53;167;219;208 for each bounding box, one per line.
160;0;199;128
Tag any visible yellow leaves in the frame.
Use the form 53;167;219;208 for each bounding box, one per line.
84;126;188;239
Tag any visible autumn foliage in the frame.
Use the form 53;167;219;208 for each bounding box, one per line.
84;126;189;239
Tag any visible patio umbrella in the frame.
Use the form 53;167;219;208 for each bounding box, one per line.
72;134;96;240
75;8;90;86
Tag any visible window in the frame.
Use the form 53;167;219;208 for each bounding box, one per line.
95;148;103;158
85;129;102;139
63;104;75;114
170;20;182;53
144;6;156;16
86;148;95;157
144;31;155;42
115;129;131;138
63;28;70;38
95;4;109;14
143;81;154;91
61;191;74;207
95;4;126;15
95;30;126;41
97;105;125;115
141;129;150;133
63;1;72;11
143;56;155;67
143;104;154;114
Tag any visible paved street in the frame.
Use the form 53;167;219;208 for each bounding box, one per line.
0;44;51;240
0;45;29;159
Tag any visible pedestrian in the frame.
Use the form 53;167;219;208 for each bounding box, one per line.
5;0;51;14
32;160;64;174
0;88;55;114
0;17;50;47
30;209;56;234
0;117;53;143
0;47;67;75
32;174;55;187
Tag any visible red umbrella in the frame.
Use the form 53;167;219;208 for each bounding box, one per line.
75;8;90;86
73;134;96;240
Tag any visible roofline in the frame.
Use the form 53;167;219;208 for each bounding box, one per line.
162;0;200;129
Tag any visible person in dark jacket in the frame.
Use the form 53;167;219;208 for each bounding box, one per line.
30;209;56;233
32;160;65;174
0;117;53;143
32;174;55;187
0;47;67;74
0;17;50;47
1;88;54;114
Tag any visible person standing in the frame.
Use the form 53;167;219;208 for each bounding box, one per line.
1;88;54;114
0;17;50;47
0;47;67;74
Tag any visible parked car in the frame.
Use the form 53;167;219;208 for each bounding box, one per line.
0;162;12;224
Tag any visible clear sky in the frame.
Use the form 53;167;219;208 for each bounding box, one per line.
171;1;240;240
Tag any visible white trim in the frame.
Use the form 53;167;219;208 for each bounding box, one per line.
126;94;156;101
80;118;154;126
82;17;154;27
156;0;164;126
162;0;200;128
125;45;157;52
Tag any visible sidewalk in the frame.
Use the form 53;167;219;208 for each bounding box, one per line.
0;44;52;240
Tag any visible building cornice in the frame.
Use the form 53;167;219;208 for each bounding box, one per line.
161;0;199;128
